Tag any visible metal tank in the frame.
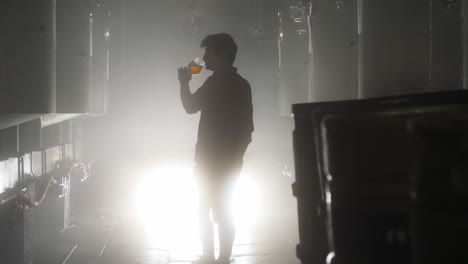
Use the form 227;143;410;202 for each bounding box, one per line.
278;0;360;114
56;0;110;114
278;0;310;116
308;0;358;102
56;0;91;113
90;0;111;115
0;0;110;115
0;0;56;113
357;0;463;98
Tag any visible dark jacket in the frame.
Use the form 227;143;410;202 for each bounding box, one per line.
181;68;254;164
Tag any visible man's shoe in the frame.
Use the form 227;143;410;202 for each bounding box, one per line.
192;255;216;264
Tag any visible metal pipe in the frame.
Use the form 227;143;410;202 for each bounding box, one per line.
462;0;468;89
0;161;89;208
357;0;363;99
20;175;56;207
307;0;314;102
429;0;433;91
0;191;20;207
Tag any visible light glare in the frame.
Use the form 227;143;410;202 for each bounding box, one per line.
134;166;260;254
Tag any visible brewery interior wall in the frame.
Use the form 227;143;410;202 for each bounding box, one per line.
0;0;467;263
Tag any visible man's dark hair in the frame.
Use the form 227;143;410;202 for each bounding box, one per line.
200;33;237;65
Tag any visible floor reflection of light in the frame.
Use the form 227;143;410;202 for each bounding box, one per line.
135;165;260;256
135;166;199;255
234;173;261;228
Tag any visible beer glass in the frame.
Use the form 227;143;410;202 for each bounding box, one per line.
188;57;205;75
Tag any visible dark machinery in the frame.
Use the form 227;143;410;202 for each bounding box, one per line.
292;1;468;262
293;90;468;264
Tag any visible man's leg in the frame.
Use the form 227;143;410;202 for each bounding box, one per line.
216;175;239;263
194;166;215;264
217;207;235;263
193;210;215;264
198;204;215;260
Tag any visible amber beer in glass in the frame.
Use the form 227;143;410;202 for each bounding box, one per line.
188;58;204;74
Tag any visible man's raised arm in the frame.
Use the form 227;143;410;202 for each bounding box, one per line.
178;67;201;114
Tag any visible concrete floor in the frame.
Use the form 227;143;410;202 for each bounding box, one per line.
31;162;300;264
49;210;300;264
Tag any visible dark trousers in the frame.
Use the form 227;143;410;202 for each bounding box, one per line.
194;149;246;260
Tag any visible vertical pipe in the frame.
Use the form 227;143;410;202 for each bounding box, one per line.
259;0;263;31
16;125;20;156
356;0;363;99
307;1;314;101
51;0;57;113
89;0;94;113
121;0;126;81
429;0;433;91
463;0;468;89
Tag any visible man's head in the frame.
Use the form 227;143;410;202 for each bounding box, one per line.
200;33;237;71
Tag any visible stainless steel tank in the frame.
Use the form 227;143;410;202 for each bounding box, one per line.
0;0;56;113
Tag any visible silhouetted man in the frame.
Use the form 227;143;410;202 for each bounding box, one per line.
178;33;254;264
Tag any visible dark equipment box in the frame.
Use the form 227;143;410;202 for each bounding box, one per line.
292;90;468;264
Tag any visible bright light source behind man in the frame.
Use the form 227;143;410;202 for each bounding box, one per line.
134;166;260;256
135;166;199;253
